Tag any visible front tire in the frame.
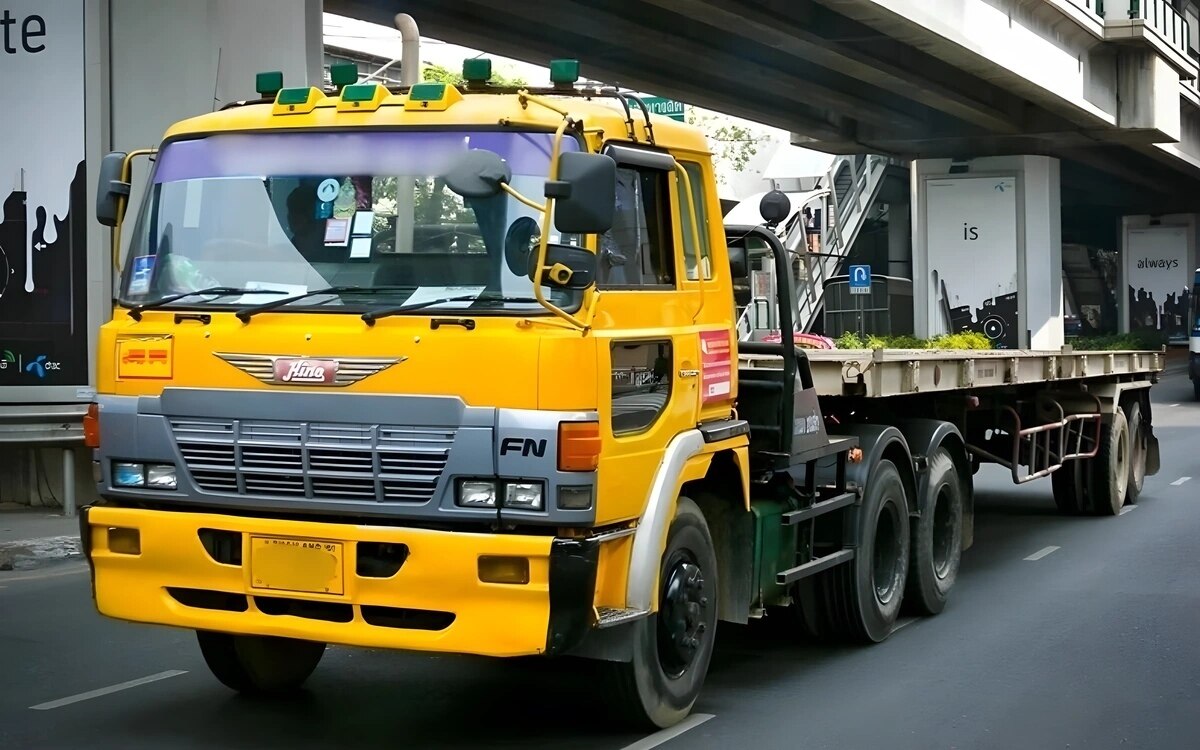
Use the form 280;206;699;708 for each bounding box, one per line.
604;496;718;730
196;631;325;694
904;448;963;615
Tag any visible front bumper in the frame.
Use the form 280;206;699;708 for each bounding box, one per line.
80;505;599;657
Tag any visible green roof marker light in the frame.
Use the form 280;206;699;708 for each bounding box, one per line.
462;58;492;84
255;70;283;98
549;59;580;87
330;62;358;90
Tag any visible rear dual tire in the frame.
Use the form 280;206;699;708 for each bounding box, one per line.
796;459;911;642
1053;406;1134;516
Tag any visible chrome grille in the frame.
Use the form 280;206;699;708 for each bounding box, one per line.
171;418;454;503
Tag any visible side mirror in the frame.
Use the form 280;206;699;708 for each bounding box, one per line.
96;151;131;228
531;243;597;290
759;189;790;227
727;242;749;279
444;149;513;198
548;152;616;234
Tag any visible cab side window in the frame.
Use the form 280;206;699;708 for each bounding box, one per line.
677;161;713;280
597;167;676;289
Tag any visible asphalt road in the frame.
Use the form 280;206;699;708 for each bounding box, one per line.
2;374;1197;750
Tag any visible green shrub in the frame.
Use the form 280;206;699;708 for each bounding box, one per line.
831;331;993;350
1070;332;1167;351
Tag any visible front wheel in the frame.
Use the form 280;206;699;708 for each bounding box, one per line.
603;496;718;730
196;631;325;694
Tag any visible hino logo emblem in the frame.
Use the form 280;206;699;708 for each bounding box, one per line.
215;352;405;387
274;358;338;384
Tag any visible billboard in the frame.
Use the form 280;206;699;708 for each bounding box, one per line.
925;176;1020;349
1125;227;1191;342
0;1;88;387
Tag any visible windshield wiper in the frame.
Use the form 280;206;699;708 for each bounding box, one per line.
127;286;288;321
361;293;540;326
234;286;412;322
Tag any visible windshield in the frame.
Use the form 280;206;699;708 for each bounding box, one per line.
119;130;581;313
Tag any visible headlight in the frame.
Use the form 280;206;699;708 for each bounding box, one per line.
503;481;544;511
457;479;498;508
146;464;178;490
113;462;177;490
113;462;145;487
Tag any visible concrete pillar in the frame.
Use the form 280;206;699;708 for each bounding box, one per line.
1119;214;1198;342
911;155;1064;350
109;0;324;260
887;201;911;280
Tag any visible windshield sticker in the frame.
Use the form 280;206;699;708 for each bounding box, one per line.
324;218;350;246
127;255;155;295
404;285;486;309
316;179;340;203
314;200;333;220
349;237;372;260
233;281;307;306
351;210;374;236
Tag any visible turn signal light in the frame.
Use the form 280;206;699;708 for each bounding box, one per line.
83;403;99;448
558;420;600;472
478;555;529;585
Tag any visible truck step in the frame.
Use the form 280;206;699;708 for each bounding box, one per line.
776;549;855;585
596;607;650;628
782;491;857;526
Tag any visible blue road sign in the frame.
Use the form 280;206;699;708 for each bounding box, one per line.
849;265;871;295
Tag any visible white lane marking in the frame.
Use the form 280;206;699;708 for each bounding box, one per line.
1024;546;1061;561
29;670;188;711
1162;403;1180;408
0;562;88;584
892;616;918;634
621;713;715;750
1119;504;1138;516
1171;477;1192;486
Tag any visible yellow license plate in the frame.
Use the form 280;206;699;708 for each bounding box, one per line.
249;536;344;595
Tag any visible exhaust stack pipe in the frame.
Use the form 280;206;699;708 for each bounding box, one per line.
394;13;420;87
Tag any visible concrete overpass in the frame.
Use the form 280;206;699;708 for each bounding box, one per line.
330;0;1200;215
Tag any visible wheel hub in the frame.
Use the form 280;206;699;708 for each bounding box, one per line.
657;557;708;678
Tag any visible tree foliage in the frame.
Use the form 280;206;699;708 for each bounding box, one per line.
423;62;526;87
686;110;769;183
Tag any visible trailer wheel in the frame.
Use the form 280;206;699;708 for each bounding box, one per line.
1087;409;1130;516
1051;462;1085;515
904;448;963;616
821;459;909;642
196;631;325;694
1125;400;1147;503
603;496;718;730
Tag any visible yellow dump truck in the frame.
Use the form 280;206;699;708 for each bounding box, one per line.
81;59;1162;729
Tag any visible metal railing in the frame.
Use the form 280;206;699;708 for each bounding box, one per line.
1124;0;1190;54
790;154;893;331
1066;0;1106;20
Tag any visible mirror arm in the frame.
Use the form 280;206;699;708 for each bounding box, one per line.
531;118;590;331
499;182;545;213
674;162;706;322
111;148;157;272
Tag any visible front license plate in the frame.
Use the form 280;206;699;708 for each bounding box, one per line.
250;536;344;595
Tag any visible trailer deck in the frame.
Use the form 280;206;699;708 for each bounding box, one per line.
739;348;1164;398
